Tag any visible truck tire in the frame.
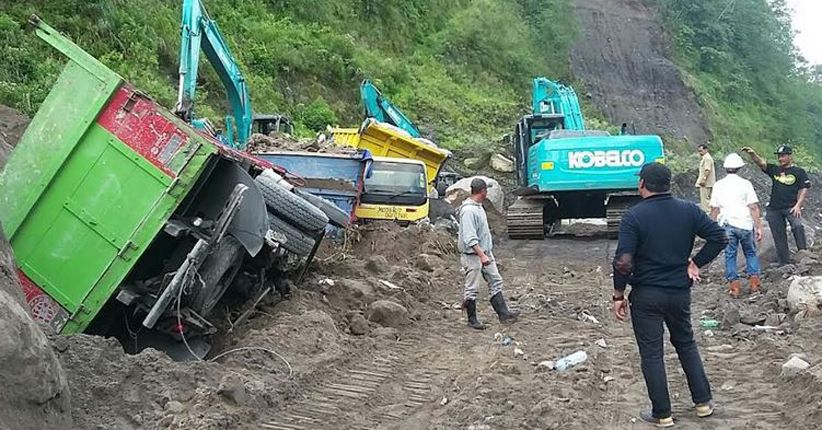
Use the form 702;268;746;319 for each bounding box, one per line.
191;235;245;316
294;189;350;227
255;174;329;233
269;212;316;256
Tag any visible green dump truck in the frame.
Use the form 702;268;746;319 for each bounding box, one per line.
0;17;328;355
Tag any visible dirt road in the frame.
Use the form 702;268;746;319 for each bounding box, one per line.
251;228;822;430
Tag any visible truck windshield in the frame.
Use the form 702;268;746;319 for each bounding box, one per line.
361;161;427;205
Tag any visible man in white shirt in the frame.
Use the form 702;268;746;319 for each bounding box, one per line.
709;153;763;298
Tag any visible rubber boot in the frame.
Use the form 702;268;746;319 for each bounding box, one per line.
749;276;761;294
490;293;520;323
729;280;741;298
464;300;486;330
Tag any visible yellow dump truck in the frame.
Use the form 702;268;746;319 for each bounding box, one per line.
355;156;430;223
332;119;452;194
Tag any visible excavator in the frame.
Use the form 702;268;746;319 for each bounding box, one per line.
174;0;293;148
507;78;665;239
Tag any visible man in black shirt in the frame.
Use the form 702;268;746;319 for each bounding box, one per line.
612;162;727;427
741;145;810;266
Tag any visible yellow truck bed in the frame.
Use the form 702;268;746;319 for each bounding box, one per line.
330;119;451;188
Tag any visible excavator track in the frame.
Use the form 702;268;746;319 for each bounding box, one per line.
507;197;546;239
605;196;639;239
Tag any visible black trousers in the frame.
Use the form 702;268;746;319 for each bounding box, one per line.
766;208;807;265
629;286;712;418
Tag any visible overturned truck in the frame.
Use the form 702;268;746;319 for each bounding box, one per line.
0;17;329;356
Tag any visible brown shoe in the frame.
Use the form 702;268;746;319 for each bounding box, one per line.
749;276;761;293
729;280;741;298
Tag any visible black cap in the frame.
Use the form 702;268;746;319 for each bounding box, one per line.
775;145;792;155
470;177;490;194
637;162;671;187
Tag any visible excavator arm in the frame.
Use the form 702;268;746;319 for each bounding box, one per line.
531;77;586;131
174;0;252;149
360;80;421;138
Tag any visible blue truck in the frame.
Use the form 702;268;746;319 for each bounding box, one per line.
507;78;665;239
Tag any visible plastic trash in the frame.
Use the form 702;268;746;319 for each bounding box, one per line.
555;350;588;372
501;335;513;346
700;319;720;329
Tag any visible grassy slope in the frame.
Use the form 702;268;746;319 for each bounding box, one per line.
0;0;576;149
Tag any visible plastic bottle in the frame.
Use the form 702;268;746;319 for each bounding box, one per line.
555;350;588;371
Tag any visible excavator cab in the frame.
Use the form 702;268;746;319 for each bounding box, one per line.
252;114;295;136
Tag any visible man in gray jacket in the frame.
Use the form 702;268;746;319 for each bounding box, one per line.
458;178;519;329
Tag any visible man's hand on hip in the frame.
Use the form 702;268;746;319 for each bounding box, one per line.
612;298;628;322
755;228;764;242
790;204;802;218
688;259;701;283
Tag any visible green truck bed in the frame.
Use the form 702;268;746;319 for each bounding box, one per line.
0;17;222;333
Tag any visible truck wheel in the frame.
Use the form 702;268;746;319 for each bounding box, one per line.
255;174;329;233
191;235;245;316
269;212;316;256
294;189;350;227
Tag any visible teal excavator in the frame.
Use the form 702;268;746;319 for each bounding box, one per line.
174;0;292;149
507;78;665;239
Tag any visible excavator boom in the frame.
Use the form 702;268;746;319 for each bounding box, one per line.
175;0;252;149
360;80;421;138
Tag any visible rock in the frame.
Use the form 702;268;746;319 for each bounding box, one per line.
372;327;399;340
415;253;439;272
536;360;555;372
722;308;741;327
498;363;521;375
721;382;734;391
217;374;249;406
365;256;389;274
367;300;409;328
463;157;485;169
0;228;72;429
786;276;822;316
764;313;787;327
782;356;811;377
595;339;607;349
740;313;766;326
489;154;514;173
164;401;184;413
514;347;525;358
348;313;370;336
603;376;615;384
444;176;505;214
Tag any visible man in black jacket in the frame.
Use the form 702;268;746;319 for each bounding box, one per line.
612;162;727;427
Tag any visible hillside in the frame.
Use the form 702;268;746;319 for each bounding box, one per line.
0;0;576;148
0;0;820;161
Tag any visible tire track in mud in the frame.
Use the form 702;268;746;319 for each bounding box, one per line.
258;332;452;430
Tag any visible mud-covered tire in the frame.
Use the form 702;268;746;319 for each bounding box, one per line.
269;212;316;256
255;173;329;233
190;235;245;316
294;189;350;227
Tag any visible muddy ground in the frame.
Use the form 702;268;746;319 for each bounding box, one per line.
46;218;822;430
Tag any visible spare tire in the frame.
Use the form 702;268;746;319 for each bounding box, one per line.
255;173;329;233
269;212;316;256
190;235;245;316
294;189;350;227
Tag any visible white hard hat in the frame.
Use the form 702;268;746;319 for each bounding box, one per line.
723;153;745;169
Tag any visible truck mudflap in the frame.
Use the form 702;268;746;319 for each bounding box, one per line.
17;270;70;333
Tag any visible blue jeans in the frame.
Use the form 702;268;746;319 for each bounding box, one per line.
630;287;712;418
724;226;760;281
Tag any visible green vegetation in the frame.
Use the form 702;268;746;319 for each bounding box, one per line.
0;0;576;148
652;0;822;168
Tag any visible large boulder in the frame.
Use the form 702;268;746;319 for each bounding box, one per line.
0;229;72;429
489;154;514;173
0;107;71;429
787;276;822;317
444;176;504;214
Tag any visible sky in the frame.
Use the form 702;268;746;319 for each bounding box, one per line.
786;0;822;65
